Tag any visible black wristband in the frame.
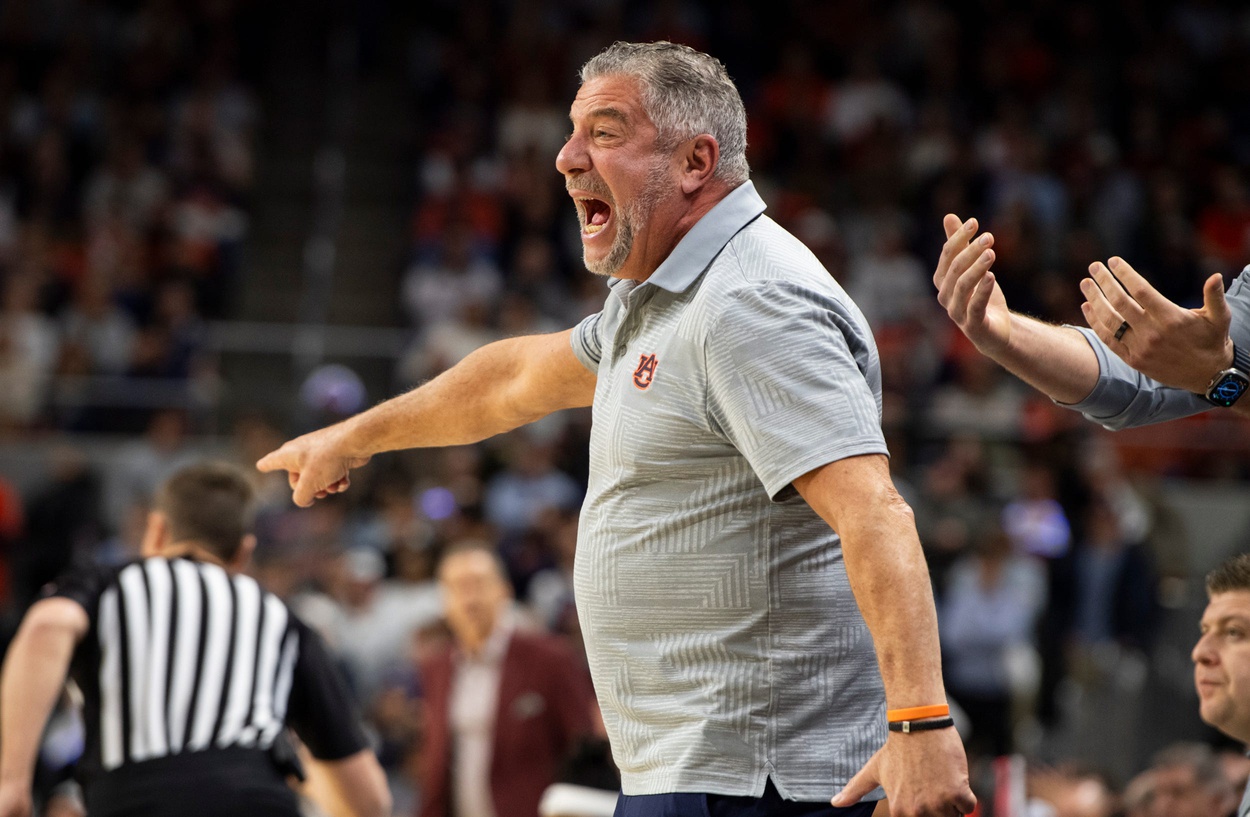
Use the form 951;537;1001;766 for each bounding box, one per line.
888;717;955;733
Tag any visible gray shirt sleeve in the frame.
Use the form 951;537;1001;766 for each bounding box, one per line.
704;281;889;499
1060;266;1250;430
570;310;605;372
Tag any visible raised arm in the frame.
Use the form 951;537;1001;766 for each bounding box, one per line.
934;213;1101;404
798;455;974;817
258;328;597;506
0;598;89;817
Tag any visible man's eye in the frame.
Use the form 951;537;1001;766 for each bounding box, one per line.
1229;628;1245;639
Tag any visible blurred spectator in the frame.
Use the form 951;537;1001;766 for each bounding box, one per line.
496;70;566;159
1124;742;1237;817
926;338;1028;441
483;435;581;534
1070;494;1159;655
941;522;1047;756
1028;765;1120;817
1196;166;1250;278
102;408;196;529
58;274;136;377
1003;463;1073;561
0;275;57;428
15;446;102;609
844;217;932;330
294;546;442;706
81;135;168;232
402;222;503;329
527;511;580;635
418;540;596;817
823;49;912;147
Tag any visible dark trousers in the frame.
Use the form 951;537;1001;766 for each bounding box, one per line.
614;778;878;817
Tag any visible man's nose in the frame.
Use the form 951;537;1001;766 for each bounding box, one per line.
1192;634;1216;664
557;132;589;176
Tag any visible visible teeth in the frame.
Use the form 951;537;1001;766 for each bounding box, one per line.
585;224;603;234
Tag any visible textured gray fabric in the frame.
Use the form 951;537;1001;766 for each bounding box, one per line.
569;181;889;801
1061;265;1250;429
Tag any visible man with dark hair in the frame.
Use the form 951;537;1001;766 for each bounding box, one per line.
1193;553;1250;817
418;540;597;817
0;462;391;817
262;40;973;817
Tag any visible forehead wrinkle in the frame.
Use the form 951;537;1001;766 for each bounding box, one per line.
570;105;631;126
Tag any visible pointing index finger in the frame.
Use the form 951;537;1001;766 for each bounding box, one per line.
256;451;284;473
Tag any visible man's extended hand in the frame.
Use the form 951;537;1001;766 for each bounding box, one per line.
257;424;372;508
933;213;1008;355
831;728;975;817
1080;256;1234;394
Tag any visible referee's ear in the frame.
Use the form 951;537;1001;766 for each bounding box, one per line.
228;534;257;574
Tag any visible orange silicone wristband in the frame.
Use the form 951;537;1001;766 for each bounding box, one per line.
886;704;949;723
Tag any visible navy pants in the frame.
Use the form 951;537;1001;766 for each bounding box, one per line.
614;778;878;817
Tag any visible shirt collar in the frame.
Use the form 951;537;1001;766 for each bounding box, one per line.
607;180;766;296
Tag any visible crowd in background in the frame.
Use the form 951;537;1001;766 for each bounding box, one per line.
4;0;1250;815
0;0;264;435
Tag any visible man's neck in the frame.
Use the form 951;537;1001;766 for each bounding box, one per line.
458;610;513;660
156;542;230;570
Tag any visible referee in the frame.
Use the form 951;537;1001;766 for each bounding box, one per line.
0;462;391;817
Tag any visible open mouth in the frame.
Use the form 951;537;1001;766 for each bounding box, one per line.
575;196;612;235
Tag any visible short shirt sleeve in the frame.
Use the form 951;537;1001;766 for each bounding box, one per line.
570;311;605;372
42;561;117;615
285;619;370;761
705;281;889;499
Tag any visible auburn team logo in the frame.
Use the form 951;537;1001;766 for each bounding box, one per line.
633;353;659;390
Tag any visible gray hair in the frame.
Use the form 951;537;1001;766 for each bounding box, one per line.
580;41;750;185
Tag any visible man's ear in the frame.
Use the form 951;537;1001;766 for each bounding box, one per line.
231;534;258;573
680;134;720;194
140;511;169;558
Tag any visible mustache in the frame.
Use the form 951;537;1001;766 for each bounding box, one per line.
566;175;614;203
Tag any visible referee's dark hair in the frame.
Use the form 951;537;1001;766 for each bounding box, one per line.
154;462;256;561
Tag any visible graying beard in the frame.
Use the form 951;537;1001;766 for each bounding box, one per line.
584;215;634;277
580;160;668;278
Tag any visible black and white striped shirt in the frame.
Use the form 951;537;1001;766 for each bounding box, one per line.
49;556;365;799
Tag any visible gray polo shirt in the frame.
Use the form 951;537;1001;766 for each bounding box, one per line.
569;181;889;801
1062;265;1250;429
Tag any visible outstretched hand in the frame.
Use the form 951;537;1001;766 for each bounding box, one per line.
1079;257;1234;394
933;213;1009;355
831;728;975;817
256;424;372;507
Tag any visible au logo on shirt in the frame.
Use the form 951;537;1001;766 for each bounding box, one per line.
633;353;659;390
